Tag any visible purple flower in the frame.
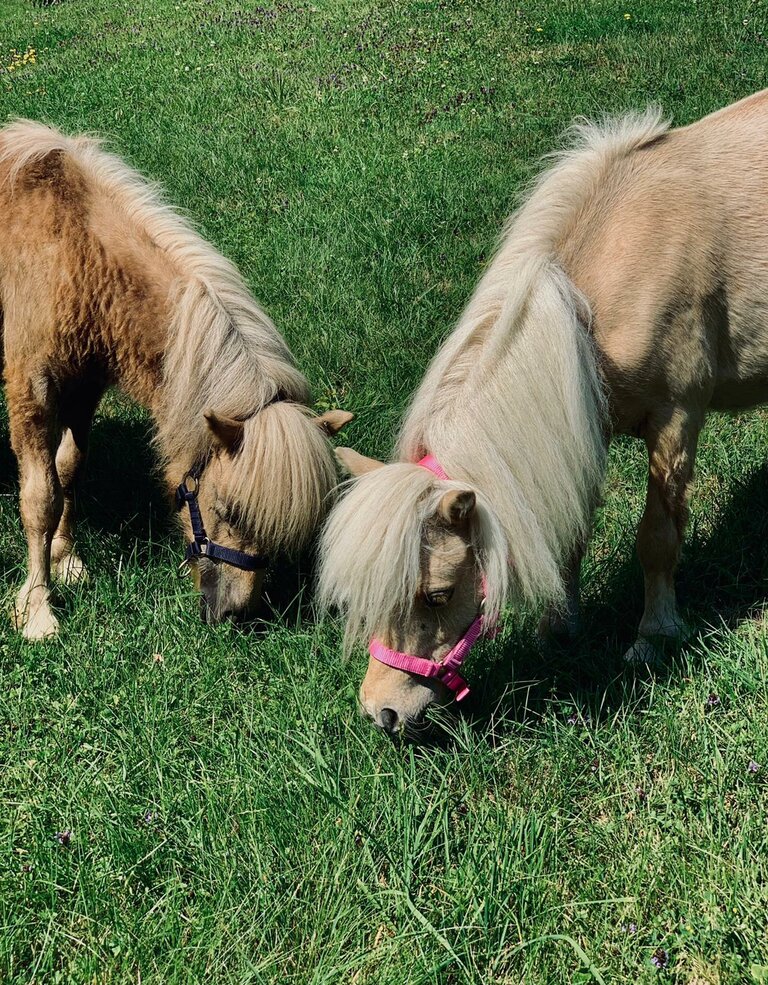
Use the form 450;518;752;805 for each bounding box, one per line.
748;760;761;774
705;692;720;710
55;830;72;848
629;922;637;934
635;786;647;802
566;712;578;726
651;948;669;969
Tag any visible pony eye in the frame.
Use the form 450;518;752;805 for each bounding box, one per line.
424;587;454;608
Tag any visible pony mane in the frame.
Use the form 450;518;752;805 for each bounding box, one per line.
321;109;670;639
0;120;335;551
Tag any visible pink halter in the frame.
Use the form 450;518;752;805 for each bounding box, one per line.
367;454;496;702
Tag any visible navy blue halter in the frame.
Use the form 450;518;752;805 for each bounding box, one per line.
175;460;269;572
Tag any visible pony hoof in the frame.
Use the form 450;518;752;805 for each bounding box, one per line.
623;638;659;664
53;553;88;586
17;604;60;640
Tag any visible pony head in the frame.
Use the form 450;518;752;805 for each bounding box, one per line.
181;403;352;623
318;448;509;737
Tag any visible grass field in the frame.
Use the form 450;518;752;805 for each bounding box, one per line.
2;0;768;981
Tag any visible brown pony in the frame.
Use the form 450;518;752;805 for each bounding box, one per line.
0;120;351;639
320;89;768;736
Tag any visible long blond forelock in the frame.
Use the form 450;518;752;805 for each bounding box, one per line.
229;402;339;554
317;463;510;652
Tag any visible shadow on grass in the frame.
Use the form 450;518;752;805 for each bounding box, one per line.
464;462;768;735
0;411;318;626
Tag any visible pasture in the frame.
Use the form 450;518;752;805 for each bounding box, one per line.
1;0;768;981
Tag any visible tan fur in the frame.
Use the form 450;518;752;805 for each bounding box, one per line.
0;120;345;635
320;90;768;731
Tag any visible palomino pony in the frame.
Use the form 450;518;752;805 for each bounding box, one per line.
0;120;351;639
320;89;768;736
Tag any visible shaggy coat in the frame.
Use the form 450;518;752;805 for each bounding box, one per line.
0;121;345;637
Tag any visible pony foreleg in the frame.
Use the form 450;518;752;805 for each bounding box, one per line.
537;546;583;643
625;409;700;663
51;417;94;585
12;435;64;640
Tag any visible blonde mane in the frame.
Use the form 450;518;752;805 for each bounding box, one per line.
320;109;671;643
0;120;336;551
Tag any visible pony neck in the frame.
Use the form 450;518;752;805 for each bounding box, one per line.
399;258;607;608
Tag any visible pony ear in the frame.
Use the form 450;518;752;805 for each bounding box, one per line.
204;409;244;450
437;489;476;526
336;447;385;476
315;409;354;436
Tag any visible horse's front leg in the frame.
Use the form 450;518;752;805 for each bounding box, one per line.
625;407;701;663
8;379;64;639
51;393;100;585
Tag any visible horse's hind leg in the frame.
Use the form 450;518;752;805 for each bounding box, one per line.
51;392;100;585
625;406;701;662
7;376;64;639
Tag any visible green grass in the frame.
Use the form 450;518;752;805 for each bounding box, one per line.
1;0;768;981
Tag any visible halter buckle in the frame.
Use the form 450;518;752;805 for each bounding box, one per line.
439;667;470;702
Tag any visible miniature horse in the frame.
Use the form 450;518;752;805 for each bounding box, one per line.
0;120;351;639
320;89;768;735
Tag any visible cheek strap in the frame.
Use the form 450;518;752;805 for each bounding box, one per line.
175;470;269;573
369;613;492;702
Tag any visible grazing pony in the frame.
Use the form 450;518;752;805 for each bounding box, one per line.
320;89;768;735
0;120;351;639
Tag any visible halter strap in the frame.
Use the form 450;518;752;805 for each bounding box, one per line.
175;460;269;573
367;453;496;702
417;453;451;481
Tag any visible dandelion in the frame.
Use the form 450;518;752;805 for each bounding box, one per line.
535;26;543;32
624;12;632;19
5;45;37;73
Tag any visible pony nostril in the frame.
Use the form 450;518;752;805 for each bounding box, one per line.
378;707;399;732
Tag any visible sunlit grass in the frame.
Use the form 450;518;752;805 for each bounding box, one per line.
1;0;768;981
